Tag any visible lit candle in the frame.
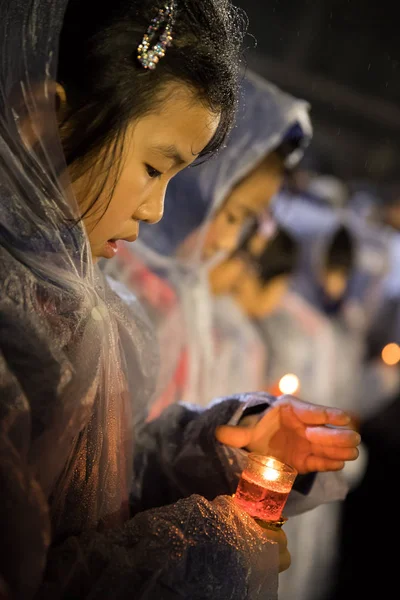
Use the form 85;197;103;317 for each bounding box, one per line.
234;454;297;523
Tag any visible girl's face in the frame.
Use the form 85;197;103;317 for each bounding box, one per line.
234;271;290;318
209;253;289;318
320;268;349;301
70;85;220;261
209;256;247;296
202;151;285;260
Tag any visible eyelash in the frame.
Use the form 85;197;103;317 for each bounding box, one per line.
145;164;162;179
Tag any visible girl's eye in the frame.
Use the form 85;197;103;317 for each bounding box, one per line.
226;213;238;224
145;164;162;179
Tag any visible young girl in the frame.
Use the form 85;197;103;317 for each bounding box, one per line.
0;2;360;599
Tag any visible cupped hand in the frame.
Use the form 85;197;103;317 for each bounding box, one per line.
216;395;361;474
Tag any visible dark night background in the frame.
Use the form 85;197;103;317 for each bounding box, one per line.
235;0;399;186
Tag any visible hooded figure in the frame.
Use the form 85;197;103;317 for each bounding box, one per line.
0;3;362;599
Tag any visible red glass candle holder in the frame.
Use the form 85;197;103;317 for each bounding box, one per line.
234;454;297;523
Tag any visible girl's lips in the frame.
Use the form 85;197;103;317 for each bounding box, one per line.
102;239;119;259
101;231;138;259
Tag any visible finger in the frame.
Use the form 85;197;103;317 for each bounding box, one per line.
253;405;282;438
257;527;288;550
257;524;291;572
310;445;360;461
323;408;353;426
305;426;361;447
306;456;345;472
279;549;291;573
215;424;253;448
277;396;351;426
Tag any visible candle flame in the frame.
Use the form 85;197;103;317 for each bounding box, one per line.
381;342;400;366
279;373;300;395
263;458;279;482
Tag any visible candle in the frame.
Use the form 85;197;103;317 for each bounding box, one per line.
234;454;297;523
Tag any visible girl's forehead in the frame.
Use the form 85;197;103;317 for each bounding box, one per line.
135;88;220;164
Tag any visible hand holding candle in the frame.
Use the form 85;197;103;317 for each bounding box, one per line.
216;394;361;475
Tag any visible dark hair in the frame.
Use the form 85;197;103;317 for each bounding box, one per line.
256;228;298;285
237;221;298;286
57;0;247;218
325;225;355;274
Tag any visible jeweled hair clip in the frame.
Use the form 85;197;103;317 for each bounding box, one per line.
137;2;176;70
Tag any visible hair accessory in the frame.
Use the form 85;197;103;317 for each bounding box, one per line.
137;2;176;70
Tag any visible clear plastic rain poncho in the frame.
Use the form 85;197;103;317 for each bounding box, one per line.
210;292;268;398
0;2;289;598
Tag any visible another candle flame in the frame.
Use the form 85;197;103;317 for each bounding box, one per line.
382;342;400;366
